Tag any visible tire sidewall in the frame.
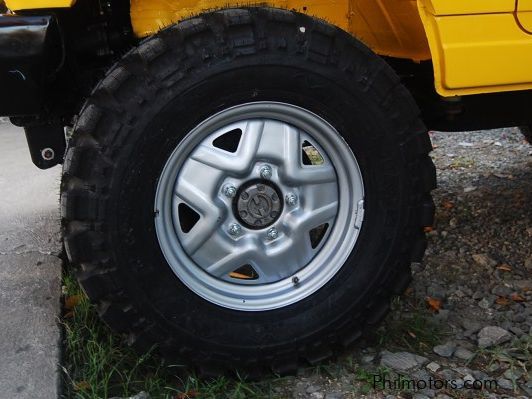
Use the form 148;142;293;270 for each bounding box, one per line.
107;62;409;352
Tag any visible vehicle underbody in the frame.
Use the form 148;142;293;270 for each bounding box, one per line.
1;0;531;169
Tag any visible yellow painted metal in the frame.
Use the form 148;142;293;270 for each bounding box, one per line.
516;12;532;33
348;0;430;61
423;0;515;15
518;0;532;10
419;0;532;96
516;0;532;32
9;0;532;97
5;0;76;9
130;0;431;61
131;0;347;36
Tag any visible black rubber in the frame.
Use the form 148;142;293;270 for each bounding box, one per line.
61;7;436;376
521;126;532;143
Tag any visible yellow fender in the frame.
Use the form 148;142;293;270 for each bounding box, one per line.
419;0;532;96
128;0;431;62
4;0;432;62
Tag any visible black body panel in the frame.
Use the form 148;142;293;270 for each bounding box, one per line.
0;14;59;116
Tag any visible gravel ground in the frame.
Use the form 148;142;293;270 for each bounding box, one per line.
59;126;531;399
270;128;532;399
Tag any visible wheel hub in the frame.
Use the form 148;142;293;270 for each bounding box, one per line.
155;102;365;311
235;181;283;229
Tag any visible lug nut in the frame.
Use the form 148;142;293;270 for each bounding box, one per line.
285;193;298;206
223;185;237;198
266;227;279;241
228;224;242;236
260;165;273;179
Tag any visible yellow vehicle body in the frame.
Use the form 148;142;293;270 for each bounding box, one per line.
6;0;532;97
419;0;532;96
6;0;76;8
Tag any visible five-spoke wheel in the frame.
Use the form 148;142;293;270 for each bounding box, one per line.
155;102;365;311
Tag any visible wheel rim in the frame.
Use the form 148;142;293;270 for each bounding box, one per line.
155;102;365;311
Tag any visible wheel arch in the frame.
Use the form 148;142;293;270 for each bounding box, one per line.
130;0;432;62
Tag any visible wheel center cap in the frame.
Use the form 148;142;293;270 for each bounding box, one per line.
248;194;272;218
235;181;283;229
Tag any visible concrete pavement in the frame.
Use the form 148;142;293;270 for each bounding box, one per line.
0;122;62;399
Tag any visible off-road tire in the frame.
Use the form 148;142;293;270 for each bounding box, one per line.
61;7;436;376
521;126;532;143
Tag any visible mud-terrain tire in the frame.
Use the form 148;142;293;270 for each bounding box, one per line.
521;126;532;143
61;7;436;376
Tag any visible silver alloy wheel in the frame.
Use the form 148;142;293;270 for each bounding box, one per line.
155;102;365;311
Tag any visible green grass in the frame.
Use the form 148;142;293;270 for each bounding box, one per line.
61;272;281;399
449;156;475;169
376;296;449;352
475;334;532;392
61;269;449;398
353;367;391;395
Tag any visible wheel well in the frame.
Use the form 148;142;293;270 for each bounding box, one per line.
10;2;532;170
9;0;134;168
385;57;532;132
11;0;134;127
